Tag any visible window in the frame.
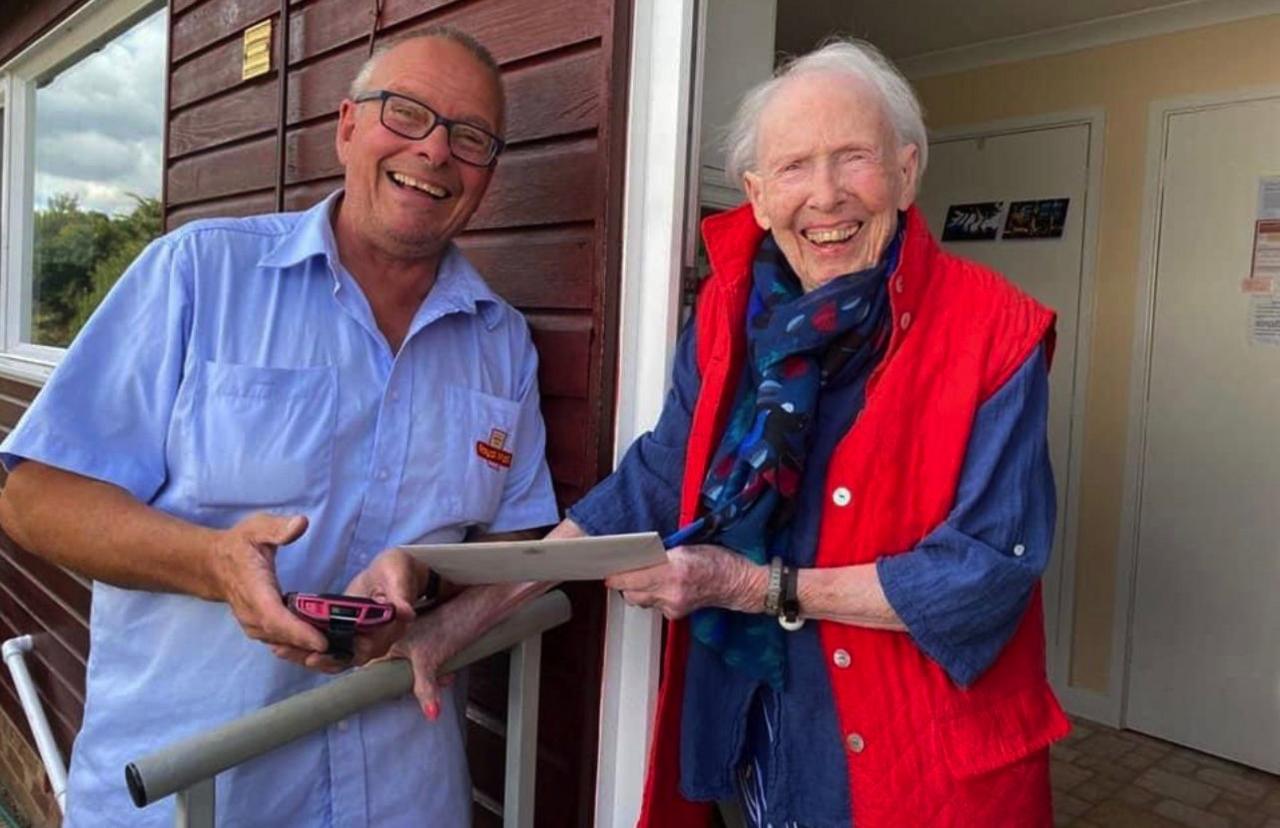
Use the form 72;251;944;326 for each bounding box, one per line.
0;0;166;380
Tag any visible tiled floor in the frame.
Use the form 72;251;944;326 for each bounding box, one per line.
1053;717;1280;828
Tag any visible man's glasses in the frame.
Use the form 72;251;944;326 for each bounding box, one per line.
353;89;505;168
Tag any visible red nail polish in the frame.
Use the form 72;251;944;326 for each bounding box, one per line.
425;701;439;720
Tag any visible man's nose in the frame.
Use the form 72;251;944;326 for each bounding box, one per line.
415;122;452;167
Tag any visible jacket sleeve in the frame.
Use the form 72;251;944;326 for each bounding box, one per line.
875;344;1055;687
566;324;700;538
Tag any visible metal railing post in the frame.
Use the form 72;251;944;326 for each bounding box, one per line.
504;634;541;828
122;592;571;826
173;778;214;828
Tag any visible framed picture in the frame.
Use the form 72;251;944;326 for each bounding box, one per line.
1004;198;1070;239
942;201;1005;241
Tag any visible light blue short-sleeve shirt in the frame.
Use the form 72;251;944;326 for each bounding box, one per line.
0;191;560;827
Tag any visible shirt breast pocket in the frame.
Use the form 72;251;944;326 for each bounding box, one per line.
192;360;336;510
443;383;521;528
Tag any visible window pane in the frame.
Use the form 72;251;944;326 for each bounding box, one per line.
31;7;166;348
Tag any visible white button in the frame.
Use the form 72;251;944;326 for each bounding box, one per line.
833;649;851;669
899;312;912;331
846;732;865;753
337;720;349;732
377;469;389;481
895;277;905;294
1013;543;1026;557
390;389;400;402
832;487;852;507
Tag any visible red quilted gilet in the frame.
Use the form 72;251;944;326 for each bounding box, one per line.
636;204;1069;828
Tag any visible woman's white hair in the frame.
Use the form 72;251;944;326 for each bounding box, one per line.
724;38;928;185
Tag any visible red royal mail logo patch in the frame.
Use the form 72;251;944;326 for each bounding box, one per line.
476;428;513;469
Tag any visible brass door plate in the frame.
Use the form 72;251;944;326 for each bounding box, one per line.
242;19;272;80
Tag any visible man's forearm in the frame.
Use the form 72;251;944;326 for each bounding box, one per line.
0;460;221;599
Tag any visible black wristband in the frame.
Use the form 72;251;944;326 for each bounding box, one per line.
779;564;803;630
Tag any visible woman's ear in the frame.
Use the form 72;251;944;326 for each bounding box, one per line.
742;172;772;231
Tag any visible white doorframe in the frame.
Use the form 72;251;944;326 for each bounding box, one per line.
1116;84;1280;730
928;110;1105;703
592;0;699;825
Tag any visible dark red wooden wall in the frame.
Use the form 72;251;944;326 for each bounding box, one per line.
0;0;632;824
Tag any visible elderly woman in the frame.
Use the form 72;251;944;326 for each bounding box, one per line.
566;40;1069;827
364;36;1068;828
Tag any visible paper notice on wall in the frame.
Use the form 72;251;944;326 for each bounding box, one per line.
1260;176;1280;220
1245;177;1280;293
1249;296;1280;346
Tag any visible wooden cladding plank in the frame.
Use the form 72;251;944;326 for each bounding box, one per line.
171;0;276;63
0;0;83;66
167;190;277;229
0;376;38;406
170;0;602;114
170;41;600;160
528;315;591;400
169;136;598;235
456;225;593;311
469;139;598;230
0;397;29;432
542;396;590;490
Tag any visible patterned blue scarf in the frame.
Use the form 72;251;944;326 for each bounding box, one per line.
664;232;893;688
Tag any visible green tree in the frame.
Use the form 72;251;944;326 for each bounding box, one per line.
31;193;161;347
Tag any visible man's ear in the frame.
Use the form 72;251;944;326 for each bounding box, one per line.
742;172;771;231
895;143;921;210
335;99;358;166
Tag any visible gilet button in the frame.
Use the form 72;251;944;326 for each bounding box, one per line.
832;486;852;507
846;732;865;753
833;649;851;669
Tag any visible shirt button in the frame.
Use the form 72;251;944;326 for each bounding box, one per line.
390;389;400;403
832;649;851;669
831;486;852;507
846;732;865;753
1013;543;1026;557
377;468;389;481
900;312;912;331
337;720;349;732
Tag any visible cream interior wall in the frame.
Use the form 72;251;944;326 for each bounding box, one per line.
913;14;1280;692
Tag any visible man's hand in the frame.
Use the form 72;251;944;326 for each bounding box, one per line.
604;544;766;619
208;513;328;657
290;548;426;673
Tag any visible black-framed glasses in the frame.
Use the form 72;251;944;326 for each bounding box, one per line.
353;89;505;168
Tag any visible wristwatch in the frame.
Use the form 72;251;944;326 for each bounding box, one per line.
764;557;784;616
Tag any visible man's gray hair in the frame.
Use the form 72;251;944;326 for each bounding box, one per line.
724;38;928;184
349;25;505;116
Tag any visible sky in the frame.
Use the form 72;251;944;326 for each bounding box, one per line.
33;7;166;216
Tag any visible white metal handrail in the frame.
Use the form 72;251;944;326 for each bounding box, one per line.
125;591;571;828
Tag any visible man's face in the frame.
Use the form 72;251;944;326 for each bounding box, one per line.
743;72;919;292
335;38;503;260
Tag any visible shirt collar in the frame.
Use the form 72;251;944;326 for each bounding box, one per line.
257;189;345;271
258;189;504;330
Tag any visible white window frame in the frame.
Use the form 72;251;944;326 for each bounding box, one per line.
0;0;164;384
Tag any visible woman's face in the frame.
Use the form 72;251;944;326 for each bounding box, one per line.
743;73;919;292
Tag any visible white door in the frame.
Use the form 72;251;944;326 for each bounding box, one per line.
1125;95;1280;773
916;122;1093;681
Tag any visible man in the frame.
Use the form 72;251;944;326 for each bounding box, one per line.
0;29;558;826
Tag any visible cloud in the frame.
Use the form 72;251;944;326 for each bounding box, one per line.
32;8;166;215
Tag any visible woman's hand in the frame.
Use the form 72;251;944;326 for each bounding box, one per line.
604;544;767;619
